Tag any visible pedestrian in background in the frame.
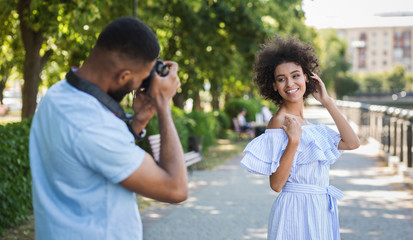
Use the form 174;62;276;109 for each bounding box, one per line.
241;34;360;239
261;103;273;123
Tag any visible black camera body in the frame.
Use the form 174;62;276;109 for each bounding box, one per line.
139;60;169;92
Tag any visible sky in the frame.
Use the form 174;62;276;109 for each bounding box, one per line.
302;0;413;29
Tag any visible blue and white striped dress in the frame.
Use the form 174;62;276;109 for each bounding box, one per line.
241;124;344;240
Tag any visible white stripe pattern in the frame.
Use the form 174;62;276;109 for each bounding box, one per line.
240;124;344;239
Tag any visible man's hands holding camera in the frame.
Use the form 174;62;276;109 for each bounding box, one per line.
149;61;179;108
130;61;180;134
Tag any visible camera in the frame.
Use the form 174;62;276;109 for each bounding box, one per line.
154;60;169;77
139;60;169;92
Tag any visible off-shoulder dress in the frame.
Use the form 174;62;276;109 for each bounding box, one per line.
241;124;344;240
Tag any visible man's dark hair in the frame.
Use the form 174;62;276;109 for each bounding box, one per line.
254;34;319;106
95;17;160;63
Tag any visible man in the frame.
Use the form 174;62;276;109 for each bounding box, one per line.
237;109;254;138
261;104;272;123
29;17;187;239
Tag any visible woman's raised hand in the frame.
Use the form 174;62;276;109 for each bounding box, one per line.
281;115;302;144
310;73;332;105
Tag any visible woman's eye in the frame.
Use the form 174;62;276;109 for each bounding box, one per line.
278;78;285;82
293;74;300;78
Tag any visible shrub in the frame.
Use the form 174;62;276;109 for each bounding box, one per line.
185;111;217;152
335;74;359;99
171;106;190;152
213;111;230;138
137;106;190;154
0;118;32;234
224;98;263;122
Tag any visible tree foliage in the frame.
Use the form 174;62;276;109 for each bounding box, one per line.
1;0;316;118
356;64;412;93
317;29;351;90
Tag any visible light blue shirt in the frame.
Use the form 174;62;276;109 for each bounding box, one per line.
29;80;145;240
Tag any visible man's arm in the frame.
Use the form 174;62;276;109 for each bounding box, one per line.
120;62;188;203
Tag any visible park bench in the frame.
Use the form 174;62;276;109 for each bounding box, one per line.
148;134;203;168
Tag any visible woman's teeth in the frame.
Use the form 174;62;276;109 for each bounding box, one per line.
286;89;299;94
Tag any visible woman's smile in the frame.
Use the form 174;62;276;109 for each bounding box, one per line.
285;88;299;95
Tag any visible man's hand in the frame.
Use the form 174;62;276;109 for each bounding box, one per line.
149;61;180;108
120;61;187;203
130;92;157;134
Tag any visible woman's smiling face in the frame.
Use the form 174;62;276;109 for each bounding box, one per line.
273;62;308;104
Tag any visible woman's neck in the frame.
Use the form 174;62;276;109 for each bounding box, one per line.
280;101;304;119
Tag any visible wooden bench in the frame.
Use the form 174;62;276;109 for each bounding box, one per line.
148;134;203;168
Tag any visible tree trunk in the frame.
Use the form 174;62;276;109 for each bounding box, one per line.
172;92;184;109
18;0;52;119
210;88;220;110
0;76;6;105
193;91;201;111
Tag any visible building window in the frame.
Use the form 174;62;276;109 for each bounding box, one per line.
358;33;367;68
383;60;387;66
383;50;387;56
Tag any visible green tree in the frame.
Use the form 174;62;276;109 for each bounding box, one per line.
0;5;23;105
318;29;351;92
387;64;406;93
1;0;134;119
2;0;316;117
334;73;359;99
138;0;315;110
363;73;383;92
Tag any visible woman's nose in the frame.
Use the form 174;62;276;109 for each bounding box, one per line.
286;78;294;87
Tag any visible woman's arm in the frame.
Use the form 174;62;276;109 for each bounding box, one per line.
268;115;302;192
311;74;360;150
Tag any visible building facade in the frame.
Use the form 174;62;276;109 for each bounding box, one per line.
337;26;413;74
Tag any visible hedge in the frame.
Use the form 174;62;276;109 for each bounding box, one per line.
185;111;218;152
213;110;230;138
0;118;32;234
137;106;190;154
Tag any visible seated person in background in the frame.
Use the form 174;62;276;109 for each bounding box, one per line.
237;109;253;131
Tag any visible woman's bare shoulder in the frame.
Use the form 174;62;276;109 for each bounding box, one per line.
267;112;285;129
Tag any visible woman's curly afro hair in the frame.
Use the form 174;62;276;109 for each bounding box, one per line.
253;34;319;106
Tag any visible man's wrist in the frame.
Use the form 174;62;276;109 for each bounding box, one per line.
126;114;147;141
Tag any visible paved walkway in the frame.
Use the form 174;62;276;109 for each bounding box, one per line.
141;107;413;240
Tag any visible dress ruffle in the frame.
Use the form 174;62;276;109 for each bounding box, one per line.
240;124;343;175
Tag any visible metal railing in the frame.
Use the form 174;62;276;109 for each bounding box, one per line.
335;100;413;170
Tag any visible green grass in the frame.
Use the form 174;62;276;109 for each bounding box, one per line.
193;138;249;170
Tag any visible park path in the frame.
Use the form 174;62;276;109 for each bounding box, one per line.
141;106;413;240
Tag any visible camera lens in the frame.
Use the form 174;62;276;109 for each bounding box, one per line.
155;61;169;77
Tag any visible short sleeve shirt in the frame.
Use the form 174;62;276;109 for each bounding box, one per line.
29;80;145;239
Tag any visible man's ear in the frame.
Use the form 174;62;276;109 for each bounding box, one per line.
116;70;132;86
